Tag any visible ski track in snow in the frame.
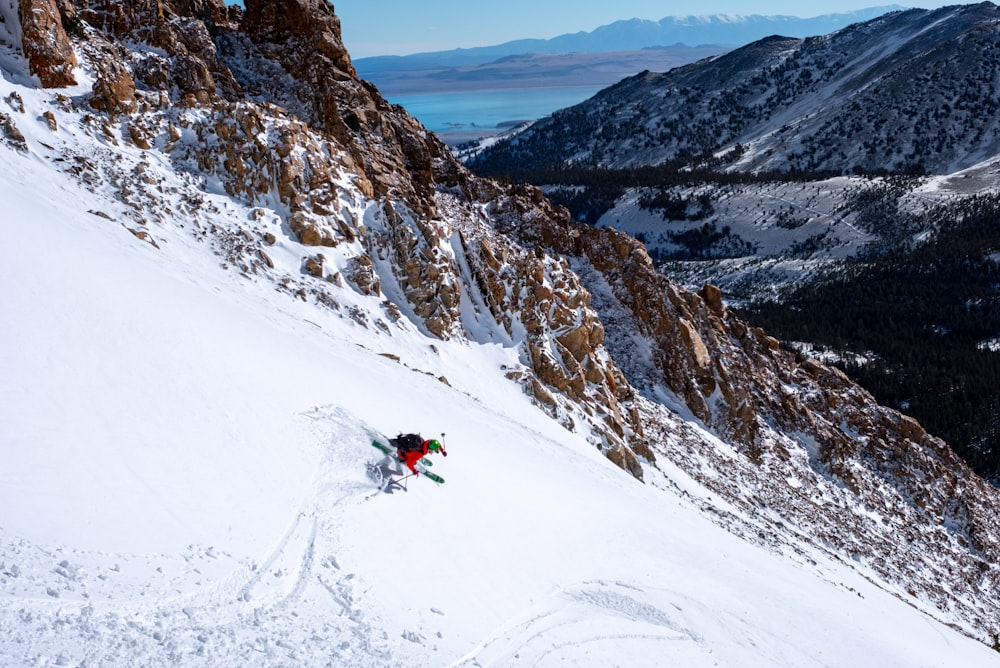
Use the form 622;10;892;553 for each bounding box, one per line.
0;408;400;667
445;577;857;668
447;581;705;668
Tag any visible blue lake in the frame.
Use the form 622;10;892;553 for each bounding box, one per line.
386;87;601;144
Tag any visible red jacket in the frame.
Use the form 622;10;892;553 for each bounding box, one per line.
400;445;426;474
399;440;437;474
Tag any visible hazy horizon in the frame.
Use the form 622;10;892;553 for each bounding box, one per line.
331;1;974;58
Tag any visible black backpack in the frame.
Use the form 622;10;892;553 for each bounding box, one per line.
392;433;424;453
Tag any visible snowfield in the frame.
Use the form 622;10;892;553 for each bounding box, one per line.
1;24;999;668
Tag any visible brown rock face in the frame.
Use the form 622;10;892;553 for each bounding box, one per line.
238;0;446;221
89;58;137;114
19;0;78;87
77;0;167;42
171;0;231;24
240;0;355;78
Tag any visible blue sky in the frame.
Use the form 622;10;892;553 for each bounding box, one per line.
331;1;972;58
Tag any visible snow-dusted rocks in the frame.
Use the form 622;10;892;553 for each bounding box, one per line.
18;0;76;87
0;110;25;149
87;55;136;114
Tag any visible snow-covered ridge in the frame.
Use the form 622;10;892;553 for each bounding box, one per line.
474;3;1000;175
2;2;1000;665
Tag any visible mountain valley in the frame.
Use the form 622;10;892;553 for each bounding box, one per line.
471;2;1000;484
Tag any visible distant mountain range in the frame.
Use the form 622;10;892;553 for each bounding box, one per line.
471;3;1000;175
356;45;729;95
355;6;906;94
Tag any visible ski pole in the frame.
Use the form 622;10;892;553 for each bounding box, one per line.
395;472;417;490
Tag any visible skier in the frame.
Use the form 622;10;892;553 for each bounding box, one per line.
390;433;447;475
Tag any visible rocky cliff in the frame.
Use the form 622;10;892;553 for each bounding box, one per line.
5;0;1000;645
8;0;651;473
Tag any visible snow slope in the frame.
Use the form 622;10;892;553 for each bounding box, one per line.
1;30;998;668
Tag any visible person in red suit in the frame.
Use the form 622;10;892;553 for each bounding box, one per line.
391;433;447;474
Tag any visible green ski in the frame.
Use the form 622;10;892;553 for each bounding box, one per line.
417;467;445;484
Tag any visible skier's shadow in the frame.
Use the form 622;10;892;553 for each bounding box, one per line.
370;457;409;493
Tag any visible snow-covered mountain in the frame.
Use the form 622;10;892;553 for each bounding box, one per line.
3;1;1000;666
472;3;1000;175
353;7;902;97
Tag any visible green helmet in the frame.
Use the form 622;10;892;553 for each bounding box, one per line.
427;439;442;452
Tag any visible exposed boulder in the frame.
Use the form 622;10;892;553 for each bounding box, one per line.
289;211;338;247
700;283;724;313
19;0;77;87
302;254;324;278
0;112;27;150
89;56;137;114
345;254;380;297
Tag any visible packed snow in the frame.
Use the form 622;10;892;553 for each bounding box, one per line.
1;26;999;668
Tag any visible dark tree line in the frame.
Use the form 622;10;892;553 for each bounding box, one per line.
474;161;840;225
471;149;839;190
639;191;715;220
471;153;1000;481
740;194;1000;481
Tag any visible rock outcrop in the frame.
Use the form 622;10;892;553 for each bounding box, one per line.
555;222;1000;633
16;0;649;472
237;0;447;221
240;0;355;80
19;0;77;87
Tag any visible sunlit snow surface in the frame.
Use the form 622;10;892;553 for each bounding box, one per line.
0;23;998;668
